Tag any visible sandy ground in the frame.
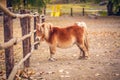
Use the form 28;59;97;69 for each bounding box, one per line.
0;15;120;80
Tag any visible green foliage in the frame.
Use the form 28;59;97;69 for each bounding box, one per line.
27;0;45;8
99;11;107;16
12;0;22;9
109;0;120;13
12;0;51;12
94;0;101;3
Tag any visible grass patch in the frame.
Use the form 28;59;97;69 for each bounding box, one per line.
46;3;107;16
98;11;107;16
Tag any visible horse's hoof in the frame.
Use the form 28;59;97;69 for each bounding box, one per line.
83;56;90;60
79;56;89;60
78;56;83;59
48;58;56;61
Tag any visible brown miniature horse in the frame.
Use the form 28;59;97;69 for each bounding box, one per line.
36;22;89;61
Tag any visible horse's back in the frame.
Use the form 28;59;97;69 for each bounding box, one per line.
49;26;85;48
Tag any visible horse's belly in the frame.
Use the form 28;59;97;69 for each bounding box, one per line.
57;43;73;48
57;38;76;48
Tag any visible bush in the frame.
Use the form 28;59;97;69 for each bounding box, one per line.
99;10;107;16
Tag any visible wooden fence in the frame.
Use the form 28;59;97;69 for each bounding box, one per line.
0;3;44;80
46;7;106;17
69;7;104;16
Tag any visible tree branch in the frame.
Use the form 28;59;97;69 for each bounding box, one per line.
0;3;38;18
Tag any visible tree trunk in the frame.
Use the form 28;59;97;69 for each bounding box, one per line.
107;1;113;16
116;6;120;16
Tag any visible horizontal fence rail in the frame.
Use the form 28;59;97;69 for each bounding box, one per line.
0;30;36;50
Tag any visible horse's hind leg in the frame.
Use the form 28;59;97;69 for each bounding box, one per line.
49;46;56;61
77;43;89;59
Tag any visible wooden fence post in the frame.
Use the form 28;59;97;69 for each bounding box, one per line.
34;16;40;49
82;8;85;16
70;8;73;16
3;8;14;79
20;10;31;67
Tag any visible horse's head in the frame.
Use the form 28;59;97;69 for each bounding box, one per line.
36;22;53;41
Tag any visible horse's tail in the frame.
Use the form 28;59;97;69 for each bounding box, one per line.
84;33;89;51
82;22;89;51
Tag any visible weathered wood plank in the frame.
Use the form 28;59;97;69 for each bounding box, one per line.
20;10;31;67
0;30;36;50
34;16;40;49
3;9;14;79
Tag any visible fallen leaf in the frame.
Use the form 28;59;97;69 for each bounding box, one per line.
46;71;55;74
21;71;28;78
59;69;64;73
64;75;70;78
96;55;99;57
95;73;100;76
0;71;4;76
39;71;45;75
114;73;119;76
65;71;69;74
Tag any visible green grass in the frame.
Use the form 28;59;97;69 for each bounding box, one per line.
98;11;107;16
46;3;107;16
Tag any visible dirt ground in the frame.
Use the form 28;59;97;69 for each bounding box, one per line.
0;15;120;80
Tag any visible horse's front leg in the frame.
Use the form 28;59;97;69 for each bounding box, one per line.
49;45;57;61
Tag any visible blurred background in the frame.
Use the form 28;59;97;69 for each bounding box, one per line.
0;0;120;16
0;0;120;80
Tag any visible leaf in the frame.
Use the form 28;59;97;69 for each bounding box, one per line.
59;69;64;73
95;73;100;76
0;70;4;76
114;73;119;76
21;71;28;78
